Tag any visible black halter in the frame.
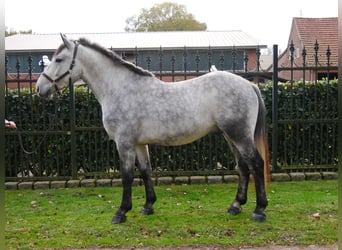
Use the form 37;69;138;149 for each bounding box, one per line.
41;42;80;92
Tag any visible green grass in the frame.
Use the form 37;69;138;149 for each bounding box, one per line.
5;180;338;249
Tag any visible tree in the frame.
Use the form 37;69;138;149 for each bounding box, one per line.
5;27;33;37
125;2;207;32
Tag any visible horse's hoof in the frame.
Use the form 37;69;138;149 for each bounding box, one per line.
228;205;242;215
252;212;266;222
112;214;127;224
141;207;154;215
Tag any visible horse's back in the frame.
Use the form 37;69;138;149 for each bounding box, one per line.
131;71;259;146
177;71;259;122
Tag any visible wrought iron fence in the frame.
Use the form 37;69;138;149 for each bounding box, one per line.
4;42;338;181
272;42;338;172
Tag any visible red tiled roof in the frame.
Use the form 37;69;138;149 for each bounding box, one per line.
293;17;338;66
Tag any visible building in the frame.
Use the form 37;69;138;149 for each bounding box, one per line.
5;31;266;82
277;17;338;81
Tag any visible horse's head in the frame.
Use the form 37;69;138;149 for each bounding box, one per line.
37;34;81;99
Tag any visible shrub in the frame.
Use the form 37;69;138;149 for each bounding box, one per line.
5;80;338;178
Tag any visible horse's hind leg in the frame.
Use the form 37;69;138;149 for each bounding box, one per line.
228;156;250;215
223;135;250;215
224;133;268;221
136;145;157;215
249;150;268;221
237;143;267;221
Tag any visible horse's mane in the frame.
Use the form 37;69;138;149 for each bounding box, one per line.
77;38;155;77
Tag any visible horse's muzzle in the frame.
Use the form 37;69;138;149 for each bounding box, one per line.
36;80;51;99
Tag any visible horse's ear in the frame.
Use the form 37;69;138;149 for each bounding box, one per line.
60;33;72;49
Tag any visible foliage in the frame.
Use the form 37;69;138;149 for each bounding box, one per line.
260;80;338;168
5;27;33;37
5;181;338;248
125;2;207;32
4;80;338;179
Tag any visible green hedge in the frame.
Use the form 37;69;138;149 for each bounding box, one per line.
261;80;338;168
5;79;338;178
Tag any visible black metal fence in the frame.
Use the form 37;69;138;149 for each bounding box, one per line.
4;42;338;181
272;43;338;172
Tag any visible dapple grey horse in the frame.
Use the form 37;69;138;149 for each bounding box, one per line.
37;34;269;224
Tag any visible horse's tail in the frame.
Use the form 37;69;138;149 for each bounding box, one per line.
252;84;270;188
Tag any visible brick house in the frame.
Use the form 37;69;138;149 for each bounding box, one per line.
277;17;338;81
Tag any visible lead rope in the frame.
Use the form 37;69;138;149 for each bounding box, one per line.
15;99;61;155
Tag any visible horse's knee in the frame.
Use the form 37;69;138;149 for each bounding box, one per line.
139;167;152;181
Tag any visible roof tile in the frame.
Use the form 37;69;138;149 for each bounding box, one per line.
293;17;338;66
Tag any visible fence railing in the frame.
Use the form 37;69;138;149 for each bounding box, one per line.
5;42;338;181
272;43;338;172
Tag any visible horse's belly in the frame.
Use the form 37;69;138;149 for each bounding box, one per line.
138;124;217;146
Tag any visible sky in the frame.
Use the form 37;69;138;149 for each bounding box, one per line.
5;0;338;51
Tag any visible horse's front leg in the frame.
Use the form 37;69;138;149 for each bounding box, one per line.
112;144;136;224
136;145;157;215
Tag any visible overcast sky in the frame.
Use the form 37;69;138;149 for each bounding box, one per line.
5;0;338;51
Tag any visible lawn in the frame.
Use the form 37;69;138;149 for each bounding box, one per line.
5;180;338;249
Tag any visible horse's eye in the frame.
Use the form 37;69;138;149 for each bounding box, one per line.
55;58;63;63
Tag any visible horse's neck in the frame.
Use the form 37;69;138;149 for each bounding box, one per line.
79;49;131;104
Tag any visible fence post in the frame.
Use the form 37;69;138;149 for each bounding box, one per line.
272;45;279;172
69;83;77;179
